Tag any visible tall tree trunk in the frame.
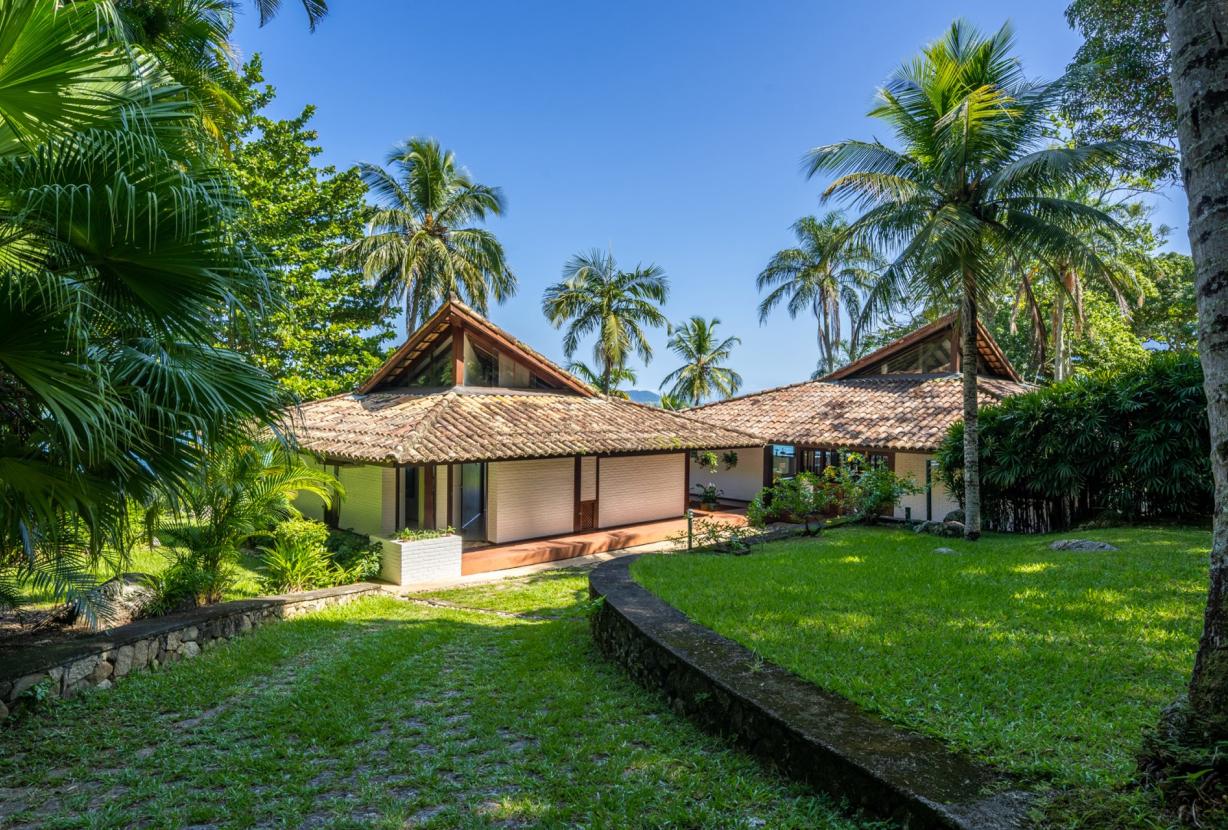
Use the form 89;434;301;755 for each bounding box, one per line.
1168;0;1228;740
961;269;982;540
1053;282;1067;382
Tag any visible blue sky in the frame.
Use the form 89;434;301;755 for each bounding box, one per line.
233;0;1189;394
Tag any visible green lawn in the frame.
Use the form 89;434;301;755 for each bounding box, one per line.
15;545;264;608
0;570;881;830
631;525;1209;828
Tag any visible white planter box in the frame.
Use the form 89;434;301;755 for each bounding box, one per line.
379;534;462;585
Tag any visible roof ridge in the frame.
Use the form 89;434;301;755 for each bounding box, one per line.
390;391;458;463
610;395;765;443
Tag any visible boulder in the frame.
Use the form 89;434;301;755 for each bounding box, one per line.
1049;539;1119;552
942;509;966;524
63;655;99;687
96;573;156;626
112;645;134;677
181;641;201;659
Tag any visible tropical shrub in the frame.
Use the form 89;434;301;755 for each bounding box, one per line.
142;554;229;617
155;439;340;603
394;526;455;542
935;351;1211;528
748;452;920;533
259;536;334;594
326;528;382;582
0;0;289;622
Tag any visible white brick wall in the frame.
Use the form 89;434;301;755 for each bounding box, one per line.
487;458;573;543
599;453;684;528
337;464;386;536
380;535;462;585
688;446;764;502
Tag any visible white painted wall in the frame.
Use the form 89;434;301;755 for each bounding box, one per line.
894;452;961;521
688;447;764;503
487;458;574;543
599;453;684;528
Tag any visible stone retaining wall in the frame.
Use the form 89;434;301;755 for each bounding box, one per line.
589;556;1034;830
0;583;382;722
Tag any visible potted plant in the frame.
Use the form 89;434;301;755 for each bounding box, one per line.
693;483;722;511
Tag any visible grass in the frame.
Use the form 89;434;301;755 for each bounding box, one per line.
15;545;265;609
0;570;883;829
631;525;1209;828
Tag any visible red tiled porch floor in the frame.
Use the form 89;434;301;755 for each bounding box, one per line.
460;507;747;575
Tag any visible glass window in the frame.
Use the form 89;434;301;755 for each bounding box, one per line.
407;339;453;388
464;340;499;387
771;444;796;479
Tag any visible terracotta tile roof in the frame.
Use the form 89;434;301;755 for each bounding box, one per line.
687;374;1031;453
291;388;760;465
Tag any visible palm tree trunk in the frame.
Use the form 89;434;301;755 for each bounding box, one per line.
1053;283;1066;382
960;268;982;540
1167;0;1228;743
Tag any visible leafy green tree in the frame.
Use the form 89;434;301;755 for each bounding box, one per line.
543;249;669;395
1064;0;1175;177
226;59;393;399
343;138;516;332
0;0;286;617
1132;252;1197;352
659;317;742;406
757;212;880;375
805;20;1140;539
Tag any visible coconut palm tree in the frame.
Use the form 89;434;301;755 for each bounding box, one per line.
0;0;286;618
542;249;669;394
344;138;516;332
805;20;1143;539
659;317;743;406
757;212;881;375
566;361;638;399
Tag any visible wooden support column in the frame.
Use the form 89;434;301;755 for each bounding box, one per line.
683;451;691;513
573;456;582;531
394;462;401;532
451;323;465;386
763;446;774;486
423;465;436;530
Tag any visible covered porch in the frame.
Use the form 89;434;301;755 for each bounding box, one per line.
460;507;747;575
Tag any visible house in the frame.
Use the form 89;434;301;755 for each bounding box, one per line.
684;313;1031;522
290;299;756;578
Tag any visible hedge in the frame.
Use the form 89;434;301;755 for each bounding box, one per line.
934;351;1211;530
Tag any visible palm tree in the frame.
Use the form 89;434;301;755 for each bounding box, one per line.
805;20;1141;539
0;0;286;618
659;317;743;406
566;361;637;399
757;212;881;375
657;393;686;411
344;138;515;332
542;249;669;394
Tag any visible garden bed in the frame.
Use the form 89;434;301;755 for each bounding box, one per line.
630;525;1209;829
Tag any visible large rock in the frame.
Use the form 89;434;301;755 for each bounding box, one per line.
942;509;966;524
112;644;134;677
96;573;156;626
1049;539;1119;552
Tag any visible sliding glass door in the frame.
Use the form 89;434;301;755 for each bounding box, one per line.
458;462;486;541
